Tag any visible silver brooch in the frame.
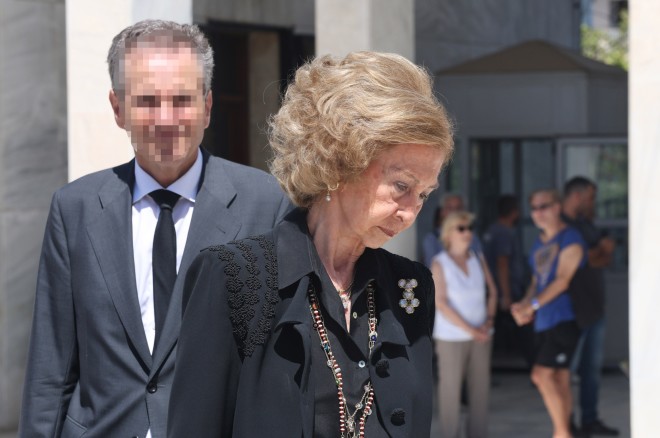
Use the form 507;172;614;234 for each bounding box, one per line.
398;278;420;314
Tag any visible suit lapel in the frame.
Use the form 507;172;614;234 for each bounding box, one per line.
86;161;153;370
151;154;243;372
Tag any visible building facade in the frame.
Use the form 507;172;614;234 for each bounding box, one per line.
0;0;635;432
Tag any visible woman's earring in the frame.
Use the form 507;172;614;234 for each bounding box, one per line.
325;182;339;202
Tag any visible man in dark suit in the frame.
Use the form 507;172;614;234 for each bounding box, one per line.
19;20;289;437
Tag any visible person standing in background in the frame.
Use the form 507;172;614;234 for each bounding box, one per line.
483;195;524;312
512;188;586;438
483;195;534;367
422;205;443;268
562;176;619;437
432;211;497;438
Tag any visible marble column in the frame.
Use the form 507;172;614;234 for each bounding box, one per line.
0;0;68;430
316;0;414;60
629;0;660;436
315;0;417;260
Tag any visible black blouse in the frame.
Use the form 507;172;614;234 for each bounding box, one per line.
169;208;436;438
310;247;385;437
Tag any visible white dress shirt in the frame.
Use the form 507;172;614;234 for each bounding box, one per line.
132;151;202;438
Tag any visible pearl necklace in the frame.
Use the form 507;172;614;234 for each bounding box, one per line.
308;281;378;437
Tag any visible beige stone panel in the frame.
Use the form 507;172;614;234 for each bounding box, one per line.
629;0;660;436
316;0;413;60
369;0;414;60
132;0;192;23
315;0;370;57
248;32;280;171
0;0;67;429
66;0;133;180
0;1;68;210
0;209;49;428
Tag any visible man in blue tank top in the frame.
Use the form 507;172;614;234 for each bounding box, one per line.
512;188;587;438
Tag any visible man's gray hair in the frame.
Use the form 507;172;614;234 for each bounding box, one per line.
107;19;214;95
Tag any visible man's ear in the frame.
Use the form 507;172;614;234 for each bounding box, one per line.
109;89;125;129
204;91;213;128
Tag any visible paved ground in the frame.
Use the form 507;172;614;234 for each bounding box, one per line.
430;370;630;437
1;371;629;438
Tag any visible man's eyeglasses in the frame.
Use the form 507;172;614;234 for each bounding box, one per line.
456;224;474;233
530;202;555;212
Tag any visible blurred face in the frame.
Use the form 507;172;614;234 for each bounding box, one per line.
336;143;445;249
579;185;597;218
442;195;464;219
530;192;561;230
447;220;473;252
110;46;212;175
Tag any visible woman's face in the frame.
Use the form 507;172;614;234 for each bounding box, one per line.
447;220;473;252
336;143;445;249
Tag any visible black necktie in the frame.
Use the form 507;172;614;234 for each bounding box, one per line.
150;189;181;347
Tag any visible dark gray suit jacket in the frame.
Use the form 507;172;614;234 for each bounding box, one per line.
19;150;290;438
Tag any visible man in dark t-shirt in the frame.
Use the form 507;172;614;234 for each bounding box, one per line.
483;195;534;366
562;177;619;437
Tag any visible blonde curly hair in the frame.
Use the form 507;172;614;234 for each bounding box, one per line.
268;51;454;208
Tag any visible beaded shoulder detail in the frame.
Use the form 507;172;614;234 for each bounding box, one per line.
207;233;279;360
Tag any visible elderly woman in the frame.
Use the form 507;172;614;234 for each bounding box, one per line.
167;51;453;437
431;211;497;438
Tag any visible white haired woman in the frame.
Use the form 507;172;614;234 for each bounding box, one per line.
168;51;454;437
432;211;497;438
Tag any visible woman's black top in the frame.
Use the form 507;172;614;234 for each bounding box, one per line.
168;209;436;438
311;243;383;437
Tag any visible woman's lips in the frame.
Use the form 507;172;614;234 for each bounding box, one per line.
379;227;396;237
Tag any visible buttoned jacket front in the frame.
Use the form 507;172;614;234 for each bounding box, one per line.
169;209;436;437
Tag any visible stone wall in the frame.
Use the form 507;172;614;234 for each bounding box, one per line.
0;0;68;430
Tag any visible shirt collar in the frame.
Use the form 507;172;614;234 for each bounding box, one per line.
132;148;203;204
276;208;381;290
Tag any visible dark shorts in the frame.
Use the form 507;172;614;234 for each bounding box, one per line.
534;320;581;368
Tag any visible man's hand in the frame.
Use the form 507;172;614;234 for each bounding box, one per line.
511;301;534;326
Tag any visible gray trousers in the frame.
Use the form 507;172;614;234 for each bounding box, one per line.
436;339;492;438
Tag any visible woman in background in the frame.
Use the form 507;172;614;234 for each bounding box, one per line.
432;211;497;438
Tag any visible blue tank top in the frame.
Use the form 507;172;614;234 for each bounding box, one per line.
528;226;587;332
